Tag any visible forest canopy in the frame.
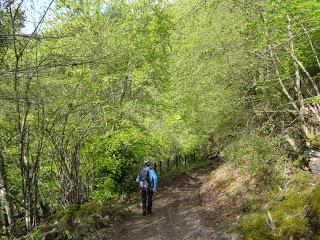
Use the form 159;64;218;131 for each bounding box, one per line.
0;0;319;238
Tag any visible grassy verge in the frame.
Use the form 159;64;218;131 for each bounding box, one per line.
234;169;320;240
214;134;320;239
202;159;320;239
23;202;128;240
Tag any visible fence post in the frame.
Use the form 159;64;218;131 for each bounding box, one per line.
167;159;170;170
154;162;157;173
175;155;178;168
159;161;162;174
185;155;187;165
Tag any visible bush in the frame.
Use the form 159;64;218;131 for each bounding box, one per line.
82;125;169;201
223;134;284;185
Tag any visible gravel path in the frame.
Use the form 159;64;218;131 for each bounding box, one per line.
106;164;228;240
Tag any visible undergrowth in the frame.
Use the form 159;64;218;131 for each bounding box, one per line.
234;168;320;239
25;203;128;240
223;134;285;185
219;134;320;239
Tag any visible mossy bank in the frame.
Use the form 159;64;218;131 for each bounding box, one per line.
202;161;320;240
23;203;128;240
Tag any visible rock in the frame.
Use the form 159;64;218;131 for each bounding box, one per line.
310;150;320;158
309;149;320;174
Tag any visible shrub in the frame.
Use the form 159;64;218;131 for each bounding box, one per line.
223;134;285;185
82;126;169;201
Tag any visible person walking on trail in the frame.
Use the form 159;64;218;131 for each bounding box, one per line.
136;160;158;216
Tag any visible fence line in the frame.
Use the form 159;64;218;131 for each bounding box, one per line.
153;152;198;175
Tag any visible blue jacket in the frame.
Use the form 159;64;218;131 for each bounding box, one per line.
136;166;158;192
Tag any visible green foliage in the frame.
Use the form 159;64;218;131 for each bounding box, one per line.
223;134;284;185
158;159;208;185
307;132;320;147
1;0;320;237
167;0;249;156
306;96;320;106
292;151;310;169
27;203;128;239
83;125;169;200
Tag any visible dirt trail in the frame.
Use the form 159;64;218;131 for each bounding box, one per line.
105;163;228;240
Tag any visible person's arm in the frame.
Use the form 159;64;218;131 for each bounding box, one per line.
150;170;158;192
136;174;140;184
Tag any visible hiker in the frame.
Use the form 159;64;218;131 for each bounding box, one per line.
136;160;158;215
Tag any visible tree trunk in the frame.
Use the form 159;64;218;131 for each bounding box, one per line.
0;149;14;234
286;14;308;134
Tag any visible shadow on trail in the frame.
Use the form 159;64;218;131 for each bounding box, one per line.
100;161;228;240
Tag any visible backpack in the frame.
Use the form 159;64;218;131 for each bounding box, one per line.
138;169;150;191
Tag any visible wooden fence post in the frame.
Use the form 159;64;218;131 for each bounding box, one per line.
184;155;187;165
167;159;170;170
159;161;162;174
154;162;157;173
175;155;178;168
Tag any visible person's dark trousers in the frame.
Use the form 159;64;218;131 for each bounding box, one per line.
141;190;153;215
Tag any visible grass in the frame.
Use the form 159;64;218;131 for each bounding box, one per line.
234;168;319;240
25;202;128;240
215;177;233;189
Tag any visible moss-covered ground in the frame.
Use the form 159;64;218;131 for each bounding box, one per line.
25;202;128;240
202;161;320;240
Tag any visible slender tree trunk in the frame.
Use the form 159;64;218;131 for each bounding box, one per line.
286;15;320;173
0;149;14;234
286;14;308;134
260;12;299;112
